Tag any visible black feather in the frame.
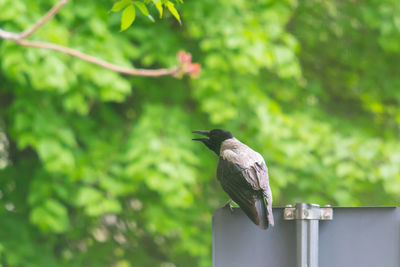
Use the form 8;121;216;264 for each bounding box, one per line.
217;158;273;229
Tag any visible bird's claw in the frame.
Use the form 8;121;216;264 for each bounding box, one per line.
224;200;234;213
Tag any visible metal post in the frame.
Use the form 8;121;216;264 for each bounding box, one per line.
284;203;333;267
296;203;319;267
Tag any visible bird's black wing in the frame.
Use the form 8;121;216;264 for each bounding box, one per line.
249;161;274;227
217;158;272;228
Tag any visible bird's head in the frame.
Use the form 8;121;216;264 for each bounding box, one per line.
192;129;234;155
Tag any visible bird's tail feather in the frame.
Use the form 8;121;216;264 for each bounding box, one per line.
254;197;269;229
262;190;274;227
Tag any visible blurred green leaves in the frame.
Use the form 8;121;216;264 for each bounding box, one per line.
31;199;69;233
0;0;400;266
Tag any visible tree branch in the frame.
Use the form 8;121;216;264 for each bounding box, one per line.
16;39;179;76
20;0;69;39
0;0;200;78
0;0;69;41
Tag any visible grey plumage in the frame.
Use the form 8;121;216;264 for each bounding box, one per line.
193;130;274;229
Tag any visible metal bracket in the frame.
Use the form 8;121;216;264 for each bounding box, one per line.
283;204;333;220
283;203;334;267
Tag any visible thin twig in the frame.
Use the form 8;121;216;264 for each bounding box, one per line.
17;39;179;76
0;0;196;78
20;0;70;39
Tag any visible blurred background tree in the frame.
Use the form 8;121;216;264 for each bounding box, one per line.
0;0;399;266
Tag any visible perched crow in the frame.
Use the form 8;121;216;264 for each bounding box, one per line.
193;129;274;229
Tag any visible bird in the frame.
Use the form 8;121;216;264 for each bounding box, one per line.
193;129;274;229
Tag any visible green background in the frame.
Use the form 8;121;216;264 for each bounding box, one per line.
0;0;399;266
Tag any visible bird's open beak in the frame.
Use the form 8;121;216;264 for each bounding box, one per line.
192;130;210;141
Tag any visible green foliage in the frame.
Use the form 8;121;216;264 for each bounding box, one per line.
30;199;70;233
0;0;400;266
165;1;181;24
111;0;181;30
121;4;136;31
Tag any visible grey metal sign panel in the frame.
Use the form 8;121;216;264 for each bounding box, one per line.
213;207;400;267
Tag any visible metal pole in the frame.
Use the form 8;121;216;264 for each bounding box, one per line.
284;203;332;267
296;203;320;267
